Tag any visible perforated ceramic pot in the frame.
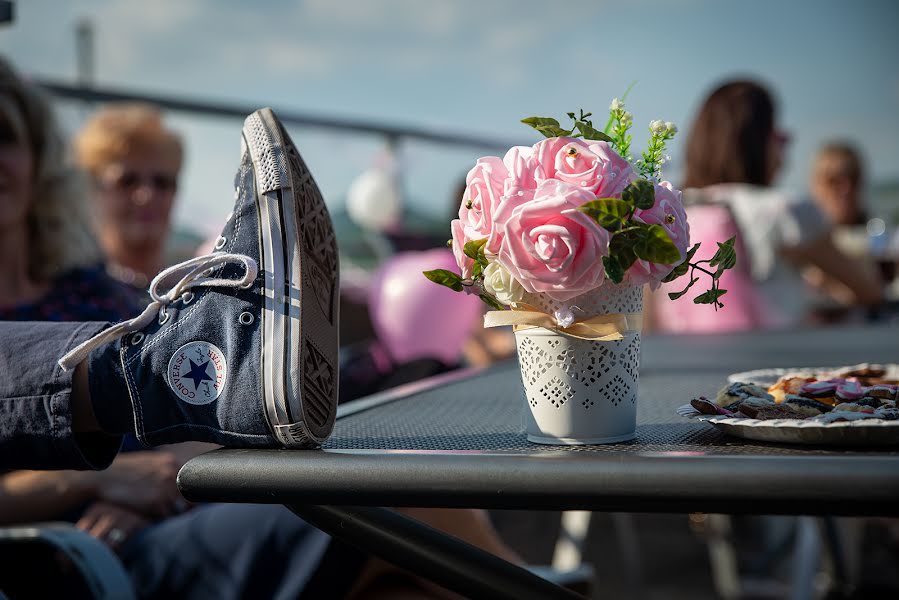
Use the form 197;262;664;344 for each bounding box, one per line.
514;284;643;445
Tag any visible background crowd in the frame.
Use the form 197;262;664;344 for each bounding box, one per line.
1;0;898;598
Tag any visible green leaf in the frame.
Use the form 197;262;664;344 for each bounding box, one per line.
603;255;625;284
622;179;655;210
668;277;699;300
472;261;483;278
463;238;487;261
609;231;639;271
662;243;700;282
693;288;728;305
479;294;506;310
574;121;613;143
708;236;737;276
521;116;572;138
577;198;631;231
476;243;488;267
422;269;464;292
632;224;682;264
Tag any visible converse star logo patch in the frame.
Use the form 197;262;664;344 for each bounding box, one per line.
167;341;227;405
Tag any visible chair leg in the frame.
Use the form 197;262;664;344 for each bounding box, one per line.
705;514;742;600
553;511;592;571
790;517;822;600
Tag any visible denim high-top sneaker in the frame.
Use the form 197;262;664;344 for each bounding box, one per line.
60;108;340;448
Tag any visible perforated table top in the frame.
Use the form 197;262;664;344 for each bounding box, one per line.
179;324;899;515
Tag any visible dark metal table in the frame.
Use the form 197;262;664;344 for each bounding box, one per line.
178;324;899;599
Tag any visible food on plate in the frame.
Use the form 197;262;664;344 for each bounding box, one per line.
714;382;774;407
874;407;899;421
832;402;876;414
690;397;732;416
782;396;831;417
767;376;816;403
692;364;899;422
866;386;897;400
737;403;799;420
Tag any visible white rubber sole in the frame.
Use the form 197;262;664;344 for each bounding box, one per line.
243;108;339;448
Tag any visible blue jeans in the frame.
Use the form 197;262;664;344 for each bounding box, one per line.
120;503;365;600
0;321;121;470
0;322;367;598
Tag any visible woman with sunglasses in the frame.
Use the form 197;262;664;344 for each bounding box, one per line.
75;103;182;291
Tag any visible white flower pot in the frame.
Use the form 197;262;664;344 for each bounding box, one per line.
514;284;643;445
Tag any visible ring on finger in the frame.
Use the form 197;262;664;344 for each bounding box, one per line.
108;528;126;543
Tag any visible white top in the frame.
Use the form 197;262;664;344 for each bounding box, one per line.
685;184;831;328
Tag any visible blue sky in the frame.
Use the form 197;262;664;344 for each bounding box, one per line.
2;0;898;235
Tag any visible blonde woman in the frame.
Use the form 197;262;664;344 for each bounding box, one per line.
75;103;182;290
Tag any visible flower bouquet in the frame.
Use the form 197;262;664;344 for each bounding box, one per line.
426;100;735;444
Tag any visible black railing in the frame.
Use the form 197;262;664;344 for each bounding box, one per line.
36;78;517;152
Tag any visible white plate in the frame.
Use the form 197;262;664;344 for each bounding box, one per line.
726;364;899;387
685;365;899;445
678;404;899;446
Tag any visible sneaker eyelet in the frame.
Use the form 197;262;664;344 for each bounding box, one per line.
130;332;145;345
214;236;227;250
158;310;170;325
182;291;195;305
239;311;255;325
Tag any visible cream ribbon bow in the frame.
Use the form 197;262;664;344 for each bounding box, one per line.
483;303;642;341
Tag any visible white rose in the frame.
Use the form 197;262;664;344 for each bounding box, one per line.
482;261;525;306
650;120;666;135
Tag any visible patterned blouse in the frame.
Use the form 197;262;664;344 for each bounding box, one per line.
0;265;143;323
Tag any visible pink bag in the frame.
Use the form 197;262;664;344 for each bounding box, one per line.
651;204;778;333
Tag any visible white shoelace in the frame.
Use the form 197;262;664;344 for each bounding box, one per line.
58;253;259;371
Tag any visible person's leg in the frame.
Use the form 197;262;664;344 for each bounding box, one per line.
0;321;122;470
120;503;362;600
57;108;341;451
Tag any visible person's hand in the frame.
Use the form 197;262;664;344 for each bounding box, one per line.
90;452;182;517
76;501;151;552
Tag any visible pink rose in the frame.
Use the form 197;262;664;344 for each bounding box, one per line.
501;145;539;194
458;156;507;246
624;181;691;289
497;180;610;301
533;137;634;198
483;146;541;253
450;218;474;279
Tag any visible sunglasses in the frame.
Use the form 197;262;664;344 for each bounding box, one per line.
772;130;792;147
102;171;178;194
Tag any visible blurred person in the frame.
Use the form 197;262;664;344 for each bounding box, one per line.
74;103;181;290
810;141;866;227
809;142;897;295
648;79;883;332
649;80;888;595
0;59;136;322
0;65;518;598
0;54;210;594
